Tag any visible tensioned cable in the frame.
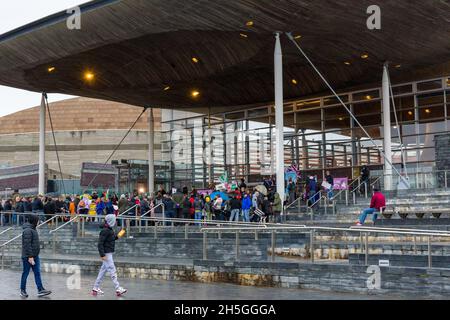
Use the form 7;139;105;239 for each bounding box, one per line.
286;32;407;186
387;69;408;175
86;107;147;190
44;93;66;195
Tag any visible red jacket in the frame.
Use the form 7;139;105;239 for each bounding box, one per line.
370;192;386;211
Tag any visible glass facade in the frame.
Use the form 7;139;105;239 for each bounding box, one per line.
159;76;450;190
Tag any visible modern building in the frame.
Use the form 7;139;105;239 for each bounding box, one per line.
0;0;449;196
0;97;163;194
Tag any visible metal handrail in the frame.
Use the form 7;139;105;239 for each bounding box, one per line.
140;203;165;218
332;176;361;200
118;204;139;217
350;225;450;235
0;227;13;237
49;215;79;234
0;214;62;248
285;196;303;210
201;225;450;237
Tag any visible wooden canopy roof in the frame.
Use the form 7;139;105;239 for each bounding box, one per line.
0;0;449;112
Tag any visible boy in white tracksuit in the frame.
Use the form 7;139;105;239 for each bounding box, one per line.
92;214;127;296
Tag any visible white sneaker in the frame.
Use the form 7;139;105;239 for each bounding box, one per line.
355;222;363;226
116;287;127;296
92;287;104;296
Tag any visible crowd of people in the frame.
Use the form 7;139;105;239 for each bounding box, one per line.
0;165;376;227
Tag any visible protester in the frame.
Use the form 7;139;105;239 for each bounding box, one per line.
241;191;252;222
272;192;282;223
229;195;241;222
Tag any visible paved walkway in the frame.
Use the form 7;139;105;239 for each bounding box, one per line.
0;269;401;300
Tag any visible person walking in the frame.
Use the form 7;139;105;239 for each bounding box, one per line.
229;195;241;222
20;214;51;298
92;214;127;296
356;188;386;226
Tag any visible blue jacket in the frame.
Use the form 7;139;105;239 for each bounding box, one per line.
96;201;106;215
242;196;252;210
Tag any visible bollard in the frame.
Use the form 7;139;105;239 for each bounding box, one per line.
428;236;432;268
235;231;240;261
203;232;207;260
185;223;188;240
255;230;258;240
271;230;276;262
365;233;369;265
310;230;314;263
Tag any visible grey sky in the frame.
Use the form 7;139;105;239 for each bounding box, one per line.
0;0;85;117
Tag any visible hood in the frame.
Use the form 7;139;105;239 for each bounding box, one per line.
274;193;280;200
22;222;35;230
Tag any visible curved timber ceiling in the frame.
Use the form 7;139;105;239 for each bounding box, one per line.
0;0;449;111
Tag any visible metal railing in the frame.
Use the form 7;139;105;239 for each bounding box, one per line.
1;214;62;270
200;224;450;268
118;204;139;217
0;227;13;237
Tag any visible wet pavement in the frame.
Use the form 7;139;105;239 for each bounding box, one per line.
0;269;403;300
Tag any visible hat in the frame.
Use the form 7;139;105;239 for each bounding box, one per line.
105;214;116;227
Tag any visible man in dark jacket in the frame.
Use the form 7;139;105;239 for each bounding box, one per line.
92;214;127;296
43;198;56;223
32;196;44;222
229;195;242;222
20;214;51;298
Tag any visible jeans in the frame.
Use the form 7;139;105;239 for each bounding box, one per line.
94;253;120;290
21;256;44;291
327;188;334;200
359;208;378;224
165;211;175;226
230;209;240;222
195;211;202;225
242;209;250;222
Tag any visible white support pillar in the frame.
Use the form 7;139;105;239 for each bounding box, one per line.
274;33;285;207
148;108;155;195
382;63;393;190
38;94;46;195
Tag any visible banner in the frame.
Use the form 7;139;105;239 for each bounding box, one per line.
333;177;349;190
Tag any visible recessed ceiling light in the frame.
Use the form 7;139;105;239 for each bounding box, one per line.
164;86;171;91
191;90;200;98
291;79;298;85
47;67;56;73
365;95;372;100
408;111;413;116
294;35;301;39
344;61;351;66
192;57;199;63
425;109;431;114
361;53;369;59
395;64;401;68
339;117;344;121
246;21;254;27
84;71;95;81
240;33;248;38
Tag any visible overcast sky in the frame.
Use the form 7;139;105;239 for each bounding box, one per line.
0;0;86;117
